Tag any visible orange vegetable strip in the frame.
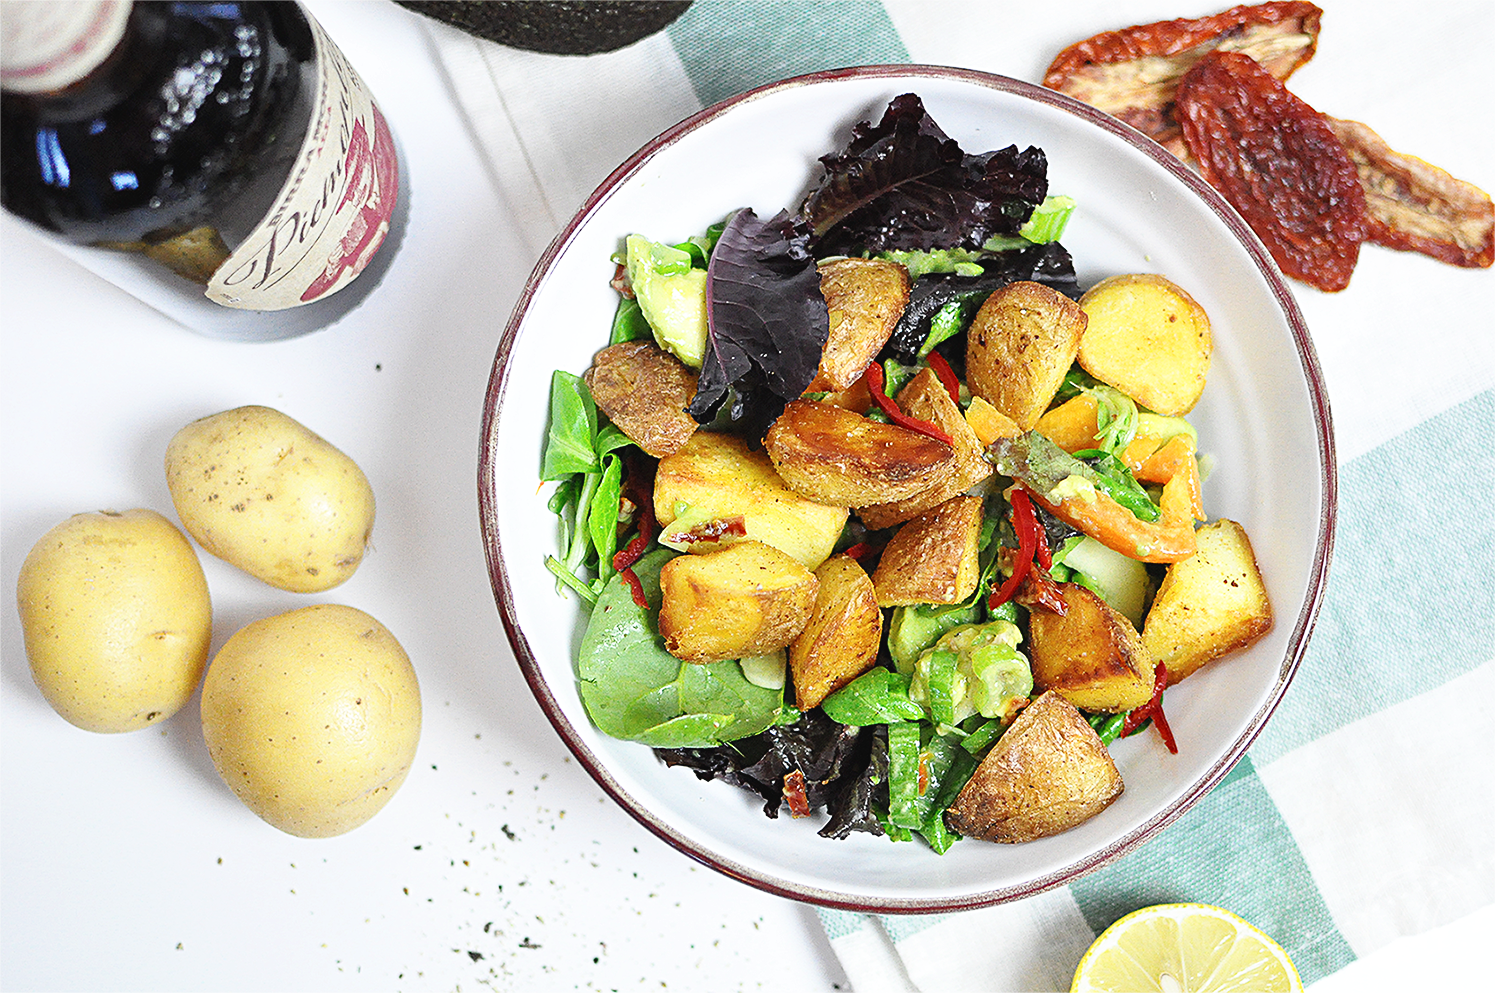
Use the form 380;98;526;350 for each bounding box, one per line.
1029;470;1197;563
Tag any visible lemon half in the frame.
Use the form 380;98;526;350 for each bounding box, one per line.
1071;903;1303;993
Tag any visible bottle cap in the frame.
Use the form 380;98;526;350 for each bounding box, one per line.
1;0;132;94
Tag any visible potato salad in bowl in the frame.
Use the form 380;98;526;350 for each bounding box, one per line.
479;67;1333;911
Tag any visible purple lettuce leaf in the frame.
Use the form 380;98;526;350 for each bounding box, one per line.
801;93;1050;255
686;208;828;437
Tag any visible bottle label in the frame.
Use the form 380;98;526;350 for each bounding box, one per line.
0;0;133;94
206;12;398;311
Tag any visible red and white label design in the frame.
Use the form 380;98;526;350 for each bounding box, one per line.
207;11;398;310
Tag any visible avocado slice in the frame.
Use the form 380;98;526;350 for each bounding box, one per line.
625;234;707;368
393;2;690;56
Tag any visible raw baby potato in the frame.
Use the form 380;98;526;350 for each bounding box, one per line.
165;406;375;593
200;604;421;838
1077;273;1212;416
16;509;212;733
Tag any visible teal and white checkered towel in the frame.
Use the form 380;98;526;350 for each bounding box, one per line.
417;1;1495;988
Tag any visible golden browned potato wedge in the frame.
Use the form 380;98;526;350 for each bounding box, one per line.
583;340;699;458
964;395;1022;447
856;369;993;530
807;258;910;392
788;554;883;710
1142;519;1273;684
658;540;819;664
945;690;1123;843
965;281;1088;429
654;432;847;570
764;400;955;508
871;495;983;607
1028;582;1155;713
1077;273;1212;416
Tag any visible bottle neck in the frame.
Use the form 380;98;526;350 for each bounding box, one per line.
1;0;133;95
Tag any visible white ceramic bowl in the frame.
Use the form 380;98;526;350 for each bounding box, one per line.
478;66;1335;912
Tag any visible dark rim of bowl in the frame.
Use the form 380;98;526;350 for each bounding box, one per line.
477;63;1337;914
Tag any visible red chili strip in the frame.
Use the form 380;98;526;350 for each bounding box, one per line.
617;567;649;609
1121;662;1178;754
783;769;811;818
864;363;953;446
925;350;961;406
612;501;656;572
990;488;1040;610
613;501;656;609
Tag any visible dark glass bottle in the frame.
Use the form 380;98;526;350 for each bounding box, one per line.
1;1;407;341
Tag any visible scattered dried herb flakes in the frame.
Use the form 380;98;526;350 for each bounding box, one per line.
1176;49;1365;291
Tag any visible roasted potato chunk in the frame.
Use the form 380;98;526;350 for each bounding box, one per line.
945;690;1123;843
857;369;993;530
871;495;983;608
965;281;1088;429
807;258;910;392
1078;273;1212;416
1028;582;1154;713
654;432;847;570
788;554;883;710
764;400;955;508
1142;519;1272;684
658;541;818;664
583;340;698;458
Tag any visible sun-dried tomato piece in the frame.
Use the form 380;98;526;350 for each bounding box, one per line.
1044;2;1322;155
1325;117;1495;270
1176;50;1366;292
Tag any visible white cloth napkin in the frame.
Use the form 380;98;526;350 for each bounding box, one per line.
409;1;1495;989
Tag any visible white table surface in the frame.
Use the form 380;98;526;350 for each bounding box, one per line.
2;2;1489;991
0;3;847;990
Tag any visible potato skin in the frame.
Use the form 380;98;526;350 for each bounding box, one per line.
200;604;421;838
654;431;847;569
965;281;1088;429
1028;582;1155;713
807;258;910;392
765;399;955;508
16;509;212;733
945;690;1123;843
584;340;698;458
658;541;818;664
1142;519;1273;684
165;406;375;593
857;369;993;530
1077;273;1212;416
872;495;984;607
789;554;883;710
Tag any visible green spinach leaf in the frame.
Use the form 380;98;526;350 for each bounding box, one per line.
576;550;783;747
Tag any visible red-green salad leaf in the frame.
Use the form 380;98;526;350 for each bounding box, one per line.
801;93;1050;256
687;208;828;436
